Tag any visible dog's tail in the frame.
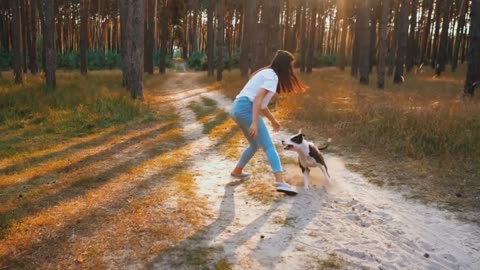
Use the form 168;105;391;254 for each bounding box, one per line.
318;138;332;151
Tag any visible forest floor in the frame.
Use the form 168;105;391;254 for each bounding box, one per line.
1;70;479;269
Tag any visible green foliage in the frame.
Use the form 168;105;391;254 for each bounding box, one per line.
187;51;208;71
154;50;174;68
0;48;12;71
187;48;240;71
314;54;338;67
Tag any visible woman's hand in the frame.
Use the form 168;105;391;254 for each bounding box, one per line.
249;123;258;138
272;120;281;132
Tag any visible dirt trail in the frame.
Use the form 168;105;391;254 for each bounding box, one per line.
153;73;480;270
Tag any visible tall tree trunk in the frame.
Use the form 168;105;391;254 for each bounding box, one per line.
306;1;317;73
159;0;170;74
299;1;307;72
20;0;27;73
435;0;450;76
387;0;400;76
394;0;409;84
191;0;199;53
240;0;256;77
80;0;89;75
421;0;434;63
144;0;154;74
127;0;144;99
464;0;480;96
291;2;302;52
358;0;370;84
378;0;390;89
452;0;468;71
207;0;215;77
11;0;23;83
216;0;225;81
29;0;38;74
120;0;129;85
431;0;443;68
264;0;282;61
37;0;46;72
369;0;379;72
338;0;348;70
406;0;418;72
351;2;360;77
284;0;292;50
43;0;56;89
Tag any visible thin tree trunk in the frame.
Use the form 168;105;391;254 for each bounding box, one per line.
351;3;360;77
421;0;433;63
240;0;256;77
394;0;409;84
464;0;480;96
120;0;129;85
264;0;282;60
431;0;443;68
28;0;38;74
452;0;468;71
406;0;418;72
216;0;225;81
207;0;215;77
387;1;400;76
11;0;23;83
306;1;317;73
127;0;144;99
370;0;379;72
191;0;199;53
37;0;46;72
299;1;307;72
43;0;56;89
144;0;154;74
358;0;370;84
338;0;348;70
378;0;390;89
159;0;170;74
435;0;450;76
80;0;89;75
20;0;27;73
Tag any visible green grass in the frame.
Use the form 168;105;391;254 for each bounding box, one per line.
0;71;157;160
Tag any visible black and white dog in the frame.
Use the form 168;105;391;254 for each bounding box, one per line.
282;130;331;190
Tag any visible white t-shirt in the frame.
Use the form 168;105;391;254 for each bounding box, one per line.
236;68;279;109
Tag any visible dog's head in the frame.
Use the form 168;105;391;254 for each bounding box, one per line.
282;129;307;152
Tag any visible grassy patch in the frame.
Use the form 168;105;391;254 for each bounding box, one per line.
0;71;158;162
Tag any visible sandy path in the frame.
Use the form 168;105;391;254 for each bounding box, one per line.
154;73;480;270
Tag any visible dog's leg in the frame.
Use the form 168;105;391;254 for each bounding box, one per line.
319;165;330;182
303;169;310;190
299;160;310;190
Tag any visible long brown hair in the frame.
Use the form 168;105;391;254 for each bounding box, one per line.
269;50;307;94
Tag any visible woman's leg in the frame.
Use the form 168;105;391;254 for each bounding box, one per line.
256;118;282;174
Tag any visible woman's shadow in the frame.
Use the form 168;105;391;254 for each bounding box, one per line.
147;170;327;269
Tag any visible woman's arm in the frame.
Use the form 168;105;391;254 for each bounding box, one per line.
249;89;269;138
260;107;281;132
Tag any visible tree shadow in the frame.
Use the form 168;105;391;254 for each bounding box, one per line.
0;122;151;176
1;121;176;194
0;122;181;236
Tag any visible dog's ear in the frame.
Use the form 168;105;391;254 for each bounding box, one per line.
298;129;303;135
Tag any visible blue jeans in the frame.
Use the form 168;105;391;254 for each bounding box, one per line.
230;97;282;173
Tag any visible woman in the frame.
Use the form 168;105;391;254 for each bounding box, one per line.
230;50;307;195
